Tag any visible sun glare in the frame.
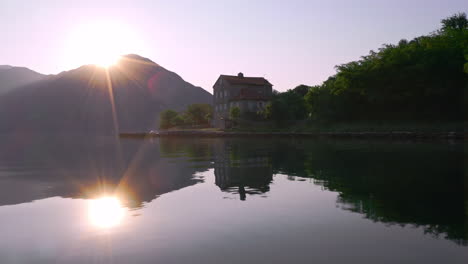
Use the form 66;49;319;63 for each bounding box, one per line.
88;197;124;228
65;21;142;68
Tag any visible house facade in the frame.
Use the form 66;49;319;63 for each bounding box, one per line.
213;73;273;128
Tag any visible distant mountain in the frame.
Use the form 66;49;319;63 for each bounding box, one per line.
0;55;212;134
0;66;46;94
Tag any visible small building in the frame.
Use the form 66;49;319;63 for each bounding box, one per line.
213;73;273;128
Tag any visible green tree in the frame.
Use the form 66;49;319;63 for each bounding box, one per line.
230;106;240;120
263;90;308;126
173;115;185;127
292;85;311;97
304;13;467;122
441;13;468;32
229;106;241;127
159;109;179;129
185;104;213;126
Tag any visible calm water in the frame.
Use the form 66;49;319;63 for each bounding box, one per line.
0;136;466;264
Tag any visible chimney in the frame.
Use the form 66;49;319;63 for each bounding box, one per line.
238;72;244;78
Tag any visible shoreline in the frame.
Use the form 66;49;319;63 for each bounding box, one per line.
120;131;466;140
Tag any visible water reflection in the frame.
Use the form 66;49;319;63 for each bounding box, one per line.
88;196;125;228
161;138;467;245
0;136;208;209
0;136;466;246
213;139;272;200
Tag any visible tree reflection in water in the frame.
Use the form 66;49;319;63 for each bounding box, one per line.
0;136;466;245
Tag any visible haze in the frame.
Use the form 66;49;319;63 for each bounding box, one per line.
1;0;466;91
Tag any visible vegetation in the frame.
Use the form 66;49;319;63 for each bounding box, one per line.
263;87;308;126
159;103;213;129
229;106;240;127
159;109;179;129
259;13;467;127
160;14;466;132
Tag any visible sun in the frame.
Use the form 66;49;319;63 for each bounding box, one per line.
64;21;141;68
88;196;125;228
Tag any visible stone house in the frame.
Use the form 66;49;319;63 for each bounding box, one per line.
212;73;273;128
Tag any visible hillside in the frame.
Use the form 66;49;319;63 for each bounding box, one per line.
0;55;212;134
0;66;46;94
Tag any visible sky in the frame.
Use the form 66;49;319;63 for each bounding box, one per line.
1;0;466;92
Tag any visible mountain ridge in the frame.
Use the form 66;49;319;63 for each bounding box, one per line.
0;66;46;94
0;54;212;134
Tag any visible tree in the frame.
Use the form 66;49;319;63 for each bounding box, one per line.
230;106;240;121
441;12;468;32
160;104;214;129
263;90;308;126
292;85;311;97
304;13;467;122
173;115;185;127
185;104;213;126
159;109;179;129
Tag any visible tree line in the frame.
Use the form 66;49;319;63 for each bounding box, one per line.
160;13;466;129
160;104;213;129
263;13;467;125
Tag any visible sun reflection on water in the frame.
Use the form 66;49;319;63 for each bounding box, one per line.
88;197;124;228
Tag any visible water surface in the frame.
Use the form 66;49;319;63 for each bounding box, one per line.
0;137;466;263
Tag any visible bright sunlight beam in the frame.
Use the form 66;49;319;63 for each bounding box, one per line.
88;197;124;228
64;20;141;68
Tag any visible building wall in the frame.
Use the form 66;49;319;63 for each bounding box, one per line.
213;78;272;128
230;100;268;113
212;79;232;128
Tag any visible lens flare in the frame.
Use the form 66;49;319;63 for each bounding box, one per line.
88;197;124;228
64;20;144;69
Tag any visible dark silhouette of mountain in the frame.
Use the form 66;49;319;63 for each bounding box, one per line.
0;55;212;134
0;136;209;208
0;65;46;94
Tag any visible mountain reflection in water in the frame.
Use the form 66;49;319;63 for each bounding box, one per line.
0;136;466;246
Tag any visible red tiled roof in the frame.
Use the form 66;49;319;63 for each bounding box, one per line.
220;74;272;86
230;88;270;101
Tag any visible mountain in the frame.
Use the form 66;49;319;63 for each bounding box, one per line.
0;55;212;134
0;66;46;94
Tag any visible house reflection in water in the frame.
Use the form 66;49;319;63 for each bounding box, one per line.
213;140;273;200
